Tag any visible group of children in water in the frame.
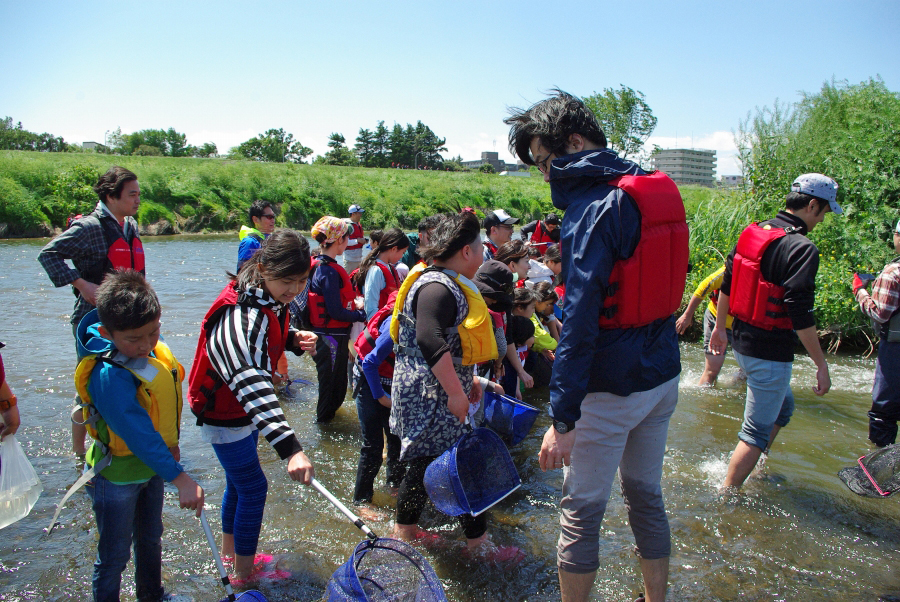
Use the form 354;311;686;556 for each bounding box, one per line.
23;189;567;599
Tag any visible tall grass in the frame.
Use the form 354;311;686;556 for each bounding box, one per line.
0;152;555;235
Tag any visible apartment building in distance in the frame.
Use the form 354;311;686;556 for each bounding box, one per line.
650;148;717;187
461;151;520;172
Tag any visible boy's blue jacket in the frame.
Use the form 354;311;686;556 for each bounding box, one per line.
76;309;184;483
548;149;681;424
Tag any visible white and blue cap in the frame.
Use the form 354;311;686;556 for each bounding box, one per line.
791;173;842;215
348;204;365;214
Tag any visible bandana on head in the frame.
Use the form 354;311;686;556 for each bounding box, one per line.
311;216;349;244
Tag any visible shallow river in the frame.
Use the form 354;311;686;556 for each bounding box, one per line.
0;235;897;601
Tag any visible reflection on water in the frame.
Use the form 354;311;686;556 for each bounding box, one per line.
0;235;897;601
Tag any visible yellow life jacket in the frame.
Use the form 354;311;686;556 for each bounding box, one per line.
391;262;498;365
75;341;184;457
239;225;264;241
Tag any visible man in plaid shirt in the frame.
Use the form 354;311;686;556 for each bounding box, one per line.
38;166;143;455
853;218;900;446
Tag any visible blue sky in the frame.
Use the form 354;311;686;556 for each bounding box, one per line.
2;0;897;176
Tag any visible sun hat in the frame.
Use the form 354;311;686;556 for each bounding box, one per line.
311;216;350;244
348;204;365;214
791;173;842;215
474;260;515;312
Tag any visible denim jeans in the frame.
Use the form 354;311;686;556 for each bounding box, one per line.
733;350;794;451
86;473;164;602
353;376;405;503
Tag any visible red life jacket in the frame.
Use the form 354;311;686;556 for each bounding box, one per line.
78;212;145;290
308;256;356;330
484;239;498;258
529;221;556;253
598;171;689;329
353;292;399;382
729;223;797;331
187;282;289;425
346;222;365;251
375;261;400;308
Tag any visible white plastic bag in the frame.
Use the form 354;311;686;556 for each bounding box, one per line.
0;435;43;529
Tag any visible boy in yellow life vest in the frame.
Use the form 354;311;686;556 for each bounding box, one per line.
72;270;204;601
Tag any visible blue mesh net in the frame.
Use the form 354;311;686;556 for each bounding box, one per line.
424;428;521;516
326;538;447;601
482;392;540;446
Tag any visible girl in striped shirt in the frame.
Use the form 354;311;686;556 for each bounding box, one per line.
188;229;317;581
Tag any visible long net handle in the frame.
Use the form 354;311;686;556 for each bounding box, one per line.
310;478;378;540
200;509;237;601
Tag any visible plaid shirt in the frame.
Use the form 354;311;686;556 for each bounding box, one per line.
37;203;140;326
856;259;900;323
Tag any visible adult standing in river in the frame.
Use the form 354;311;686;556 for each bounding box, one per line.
343;204;367;273
709;173;842;490
482;209;518;262
236;199;276;271
38;166;144;457
852;218;900;447
505;90;687;602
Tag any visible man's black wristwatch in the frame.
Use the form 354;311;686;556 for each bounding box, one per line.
553;420;575;434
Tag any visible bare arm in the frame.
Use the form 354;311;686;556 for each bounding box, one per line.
708;292;730;355
676;294;705;334
431;353;468;423
796;326;830;396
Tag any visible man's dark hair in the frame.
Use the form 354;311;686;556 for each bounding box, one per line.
96;269;161;334
785;191;828;215
93;166;138;203
418;214;444;234
505;89;607;166
249;199;274;224
232;229;311;289
422;212;481;263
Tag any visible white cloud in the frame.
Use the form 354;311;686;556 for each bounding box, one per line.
644;130;743;177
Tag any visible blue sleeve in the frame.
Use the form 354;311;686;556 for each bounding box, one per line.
88;364;183;482
316;263;366;324
548;189;641;424
237;237;261;271
361;317;394;399
364;266;386;319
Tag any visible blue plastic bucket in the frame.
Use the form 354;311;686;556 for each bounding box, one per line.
326;538;447;601
424;428;521;517
482;391;540;446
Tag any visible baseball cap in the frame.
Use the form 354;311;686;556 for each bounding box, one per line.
474;260;515;311
545;212;561;225
483;209;519;231
791;174;842;215
348;204;365;214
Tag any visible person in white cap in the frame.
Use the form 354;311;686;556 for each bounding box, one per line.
344;204;367;273
852;217;900;447
710;173;842;491
482;209;519;262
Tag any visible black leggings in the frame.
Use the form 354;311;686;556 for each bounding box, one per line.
396;455;487;540
313;331;350;423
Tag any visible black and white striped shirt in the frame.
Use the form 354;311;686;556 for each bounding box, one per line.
205;286;303;460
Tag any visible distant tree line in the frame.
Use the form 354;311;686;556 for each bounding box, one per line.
105;127;218;158
1;117;69;152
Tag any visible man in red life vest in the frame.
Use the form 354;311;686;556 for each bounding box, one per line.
344;204;367;273
709;173;842;491
519;212;561;255
506;90;687;602
38;166;144;456
482;209;518;262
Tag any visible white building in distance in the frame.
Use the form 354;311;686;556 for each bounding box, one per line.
650;148;717;187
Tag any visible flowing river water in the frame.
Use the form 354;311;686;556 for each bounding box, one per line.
0;234;897;601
